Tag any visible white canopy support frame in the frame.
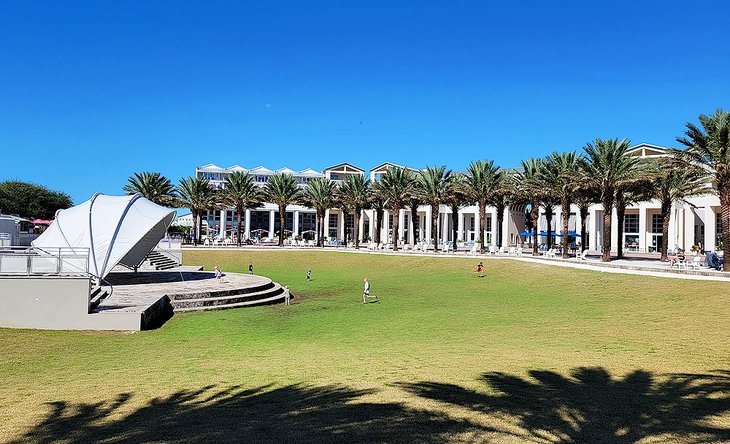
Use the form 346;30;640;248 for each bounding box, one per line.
32;193;176;279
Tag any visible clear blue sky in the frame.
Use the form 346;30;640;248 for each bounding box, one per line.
1;0;728;204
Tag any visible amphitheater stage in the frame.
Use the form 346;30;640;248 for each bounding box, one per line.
97;270;285;329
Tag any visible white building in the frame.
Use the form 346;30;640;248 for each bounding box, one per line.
196;143;726;252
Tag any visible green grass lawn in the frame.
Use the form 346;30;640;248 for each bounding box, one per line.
1;250;728;443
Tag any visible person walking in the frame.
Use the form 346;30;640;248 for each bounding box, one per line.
283;285;291;305
306;269;311;282
248;261;254;275
214;265;223;282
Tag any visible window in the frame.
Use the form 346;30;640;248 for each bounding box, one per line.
256;176;269;183
651;214;663;234
330;173;339;180
624;214;639;233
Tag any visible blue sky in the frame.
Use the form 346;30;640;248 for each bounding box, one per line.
1;0;728;204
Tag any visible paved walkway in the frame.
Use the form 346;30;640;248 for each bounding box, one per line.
183;246;730;282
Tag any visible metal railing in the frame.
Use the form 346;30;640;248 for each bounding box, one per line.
0;247;90;276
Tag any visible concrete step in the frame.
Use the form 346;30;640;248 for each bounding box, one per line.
89;286;111;311
173;292;286;312
167;281;275;301
170;284;284;309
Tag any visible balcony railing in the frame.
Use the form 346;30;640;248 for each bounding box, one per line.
0;247;90;276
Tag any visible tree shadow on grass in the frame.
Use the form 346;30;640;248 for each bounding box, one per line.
11;384;486;444
401;367;730;443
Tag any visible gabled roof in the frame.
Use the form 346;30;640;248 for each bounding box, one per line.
197;163;225;171
227;165;248;172
627;143;671;158
299;168;325;177
323;162;365;173
370;162;420;173
275;167;297;175
248;166;274;174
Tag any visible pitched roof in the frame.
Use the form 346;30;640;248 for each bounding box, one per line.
323;162;364;173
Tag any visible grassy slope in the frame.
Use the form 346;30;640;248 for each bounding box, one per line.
0;250;728;443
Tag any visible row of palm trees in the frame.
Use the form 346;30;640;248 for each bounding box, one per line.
124;109;730;270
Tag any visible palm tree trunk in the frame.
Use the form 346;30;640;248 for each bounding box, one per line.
236;207;243;247
432;204;439;252
392;205;400;251
616;206;625;259
319;213;325;247
721;193;730;271
602;202;613;262
496;205;505;248
354;208;360;249
278;206;285;247
531;205;539;256
562;199;570;258
579;205;588;253
660;204;671;261
192;210;198;246
479;200;486;254
375;209;383;244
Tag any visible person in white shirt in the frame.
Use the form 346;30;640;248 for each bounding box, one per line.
362;278;370;304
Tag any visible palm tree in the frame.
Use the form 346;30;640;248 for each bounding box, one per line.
416;166;451;251
540;152;584;258
124;172;177;206
377;167;415;251
300;178;336;247
221;172;263;247
465;160;500;254
675;109;730;270
516;158;544;256
176;176;216;245
583;138;643;262
444;173;468;247
264;173;300;247
337;175;370;249
488;170;515;249
648;158;709;261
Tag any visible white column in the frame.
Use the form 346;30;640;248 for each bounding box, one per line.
398;209;405;242
244;209;251;239
639;206;648;253
358;209;365;243
490;209;498;245
408;211;415;244
339;211;345;240
683;206;695;250
293;210;300;237
268;209;275;240
368;210;375;242
589;208;598;251
382;210;389;242
324;209;330;241
457;211;464;243
704;206;716;252
610;209;619;253
440;210;448;243
219;209;226;238
502;207;510;246
425;207;432;244
668;206;678;250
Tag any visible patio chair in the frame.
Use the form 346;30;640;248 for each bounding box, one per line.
689;256;703;270
579;250;589;261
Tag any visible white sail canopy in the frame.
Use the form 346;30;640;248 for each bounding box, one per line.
32;194;176;279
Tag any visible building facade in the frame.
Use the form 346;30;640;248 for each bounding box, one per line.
196;143;726;252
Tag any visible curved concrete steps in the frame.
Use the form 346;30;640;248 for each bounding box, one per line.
168;277;286;312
